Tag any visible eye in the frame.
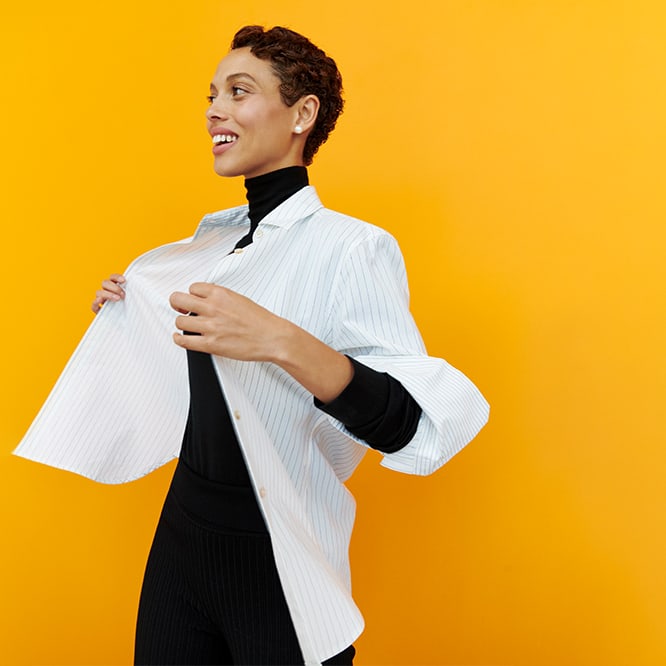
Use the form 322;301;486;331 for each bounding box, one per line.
231;86;247;97
206;94;216;104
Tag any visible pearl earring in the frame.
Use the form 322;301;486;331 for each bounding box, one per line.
294;125;303;134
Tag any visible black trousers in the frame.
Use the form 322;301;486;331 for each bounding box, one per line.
135;461;355;665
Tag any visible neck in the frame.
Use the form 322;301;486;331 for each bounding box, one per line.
244;166;309;229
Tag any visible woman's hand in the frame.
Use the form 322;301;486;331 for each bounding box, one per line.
92;273;126;314
170;283;288;362
170;282;353;402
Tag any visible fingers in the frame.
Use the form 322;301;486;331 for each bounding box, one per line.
170;283;282;362
174;313;204;334
173;330;205;351
92;289;121;313
170;283;229;314
91;273;126;314
189;282;217;298
169;291;198;315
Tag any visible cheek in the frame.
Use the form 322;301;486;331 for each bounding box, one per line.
261;102;294;130
237;101;293;144
241;110;274;138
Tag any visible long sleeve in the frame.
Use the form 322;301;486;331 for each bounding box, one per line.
321;232;489;476
314;357;422;453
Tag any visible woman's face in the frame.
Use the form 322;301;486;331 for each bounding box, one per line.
206;48;304;179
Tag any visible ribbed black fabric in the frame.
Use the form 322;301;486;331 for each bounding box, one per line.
180;344;252;485
316;357;422;453
170;458;266;533
135;489;304;664
238;166;309;248
135;461;356;666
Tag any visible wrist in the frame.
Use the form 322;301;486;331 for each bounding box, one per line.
270;317;300;366
270;320;353;402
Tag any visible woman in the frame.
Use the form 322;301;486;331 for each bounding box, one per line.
17;25;488;666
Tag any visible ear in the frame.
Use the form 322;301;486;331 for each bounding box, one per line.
293;94;320;134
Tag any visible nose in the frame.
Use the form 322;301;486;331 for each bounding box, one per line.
206;97;229;122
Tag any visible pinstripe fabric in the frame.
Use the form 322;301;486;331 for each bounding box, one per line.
134;489;305;665
14;186;489;664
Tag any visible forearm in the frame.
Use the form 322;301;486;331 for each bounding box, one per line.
169;283;422;451
271;319;354;403
170;282;354;402
273;322;422;453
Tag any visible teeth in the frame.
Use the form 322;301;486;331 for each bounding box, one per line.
212;134;237;145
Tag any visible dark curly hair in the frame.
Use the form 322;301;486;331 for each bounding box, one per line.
231;25;344;165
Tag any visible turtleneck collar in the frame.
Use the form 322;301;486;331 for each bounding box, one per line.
231;166;308;251
244;166;309;228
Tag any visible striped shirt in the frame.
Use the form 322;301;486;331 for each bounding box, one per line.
14;186;489;664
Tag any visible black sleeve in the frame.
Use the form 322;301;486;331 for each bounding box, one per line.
314;356;422;453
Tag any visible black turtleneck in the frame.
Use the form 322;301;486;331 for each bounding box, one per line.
179;166;421;485
236;166;309;249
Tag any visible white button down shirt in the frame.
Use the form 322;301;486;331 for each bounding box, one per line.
15;186;489;664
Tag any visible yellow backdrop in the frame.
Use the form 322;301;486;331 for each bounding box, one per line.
2;1;665;664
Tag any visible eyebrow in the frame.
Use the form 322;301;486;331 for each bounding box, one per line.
209;72;259;91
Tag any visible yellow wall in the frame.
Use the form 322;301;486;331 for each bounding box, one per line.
2;1;665;664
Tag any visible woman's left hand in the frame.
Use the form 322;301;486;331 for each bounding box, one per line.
169;282;288;363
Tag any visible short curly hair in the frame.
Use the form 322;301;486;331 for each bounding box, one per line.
230;25;344;165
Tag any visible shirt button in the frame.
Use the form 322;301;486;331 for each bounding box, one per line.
234;247;244;254
259;487;267;498
255;229;264;238
233;410;241;420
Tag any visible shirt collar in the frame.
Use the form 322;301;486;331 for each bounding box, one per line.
194;186;324;238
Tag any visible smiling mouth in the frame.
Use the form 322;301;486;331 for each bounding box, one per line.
212;134;238;145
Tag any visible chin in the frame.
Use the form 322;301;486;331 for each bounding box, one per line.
213;161;245;178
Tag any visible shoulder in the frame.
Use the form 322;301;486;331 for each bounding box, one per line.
307;205;401;255
295;207;409;301
313;205;388;236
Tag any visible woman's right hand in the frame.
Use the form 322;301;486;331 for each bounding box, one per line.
92;273;126;314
